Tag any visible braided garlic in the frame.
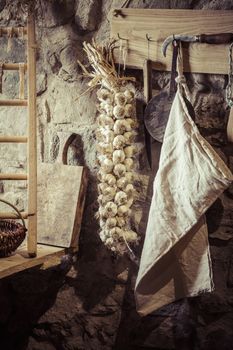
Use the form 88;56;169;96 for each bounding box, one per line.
95;84;138;252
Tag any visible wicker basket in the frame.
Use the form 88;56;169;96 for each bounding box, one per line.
0;199;27;258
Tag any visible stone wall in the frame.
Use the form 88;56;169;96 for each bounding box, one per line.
0;1;233;349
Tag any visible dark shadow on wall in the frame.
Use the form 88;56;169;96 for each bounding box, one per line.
0;263;71;350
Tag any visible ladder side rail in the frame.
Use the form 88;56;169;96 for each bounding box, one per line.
27;12;37;257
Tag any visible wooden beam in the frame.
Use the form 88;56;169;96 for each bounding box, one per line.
110;9;233;74
27;13;37;258
0;136;27;143
0;99;27;106
0;173;27;180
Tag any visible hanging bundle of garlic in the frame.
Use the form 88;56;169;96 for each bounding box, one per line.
78;40;139;253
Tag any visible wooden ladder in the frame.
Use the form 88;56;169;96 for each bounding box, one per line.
0;14;37;257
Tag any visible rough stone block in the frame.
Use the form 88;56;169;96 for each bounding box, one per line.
74;0;102;33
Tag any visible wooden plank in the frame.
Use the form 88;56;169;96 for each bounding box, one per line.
0;173;27;180
0;244;65;279
110;9;233;73
0;211;28;219
0;136;27;143
27;13;37;257
0;99;27;106
37;164;87;249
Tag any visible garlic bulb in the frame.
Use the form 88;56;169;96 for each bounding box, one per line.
105;237;114;246
100;158;114;174
96;129;104;142
103;185;116;199
113;163;126;178
124;89;134;102
115;92;127;106
117;204;129;217
103;173;117;186
124;157;134;171
117;176;128;190
97;88;113;103
125;172;134;183
106;217;117;228
115;190;128;206
98;182;108;194
124;104;134;118
112;150;125;164
113;120;127;135
125;118;137;131
124;131;136;144
124;145;136;158
103;202;118;218
99;218;106;229
109;227;123;238
124;118;133;132
113;135;126;149
125;183;135;197
113;105;125;119
98;115;114;129
96;142;113;155
97;194;108;206
105;104;113;116
97;170;104;182
100;128;114;143
99;230;108;242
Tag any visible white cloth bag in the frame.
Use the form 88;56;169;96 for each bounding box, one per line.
135;76;233;316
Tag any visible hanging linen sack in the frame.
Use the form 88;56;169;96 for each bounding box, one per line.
135;47;233;316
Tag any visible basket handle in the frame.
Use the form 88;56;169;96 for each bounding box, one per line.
0;198;26;228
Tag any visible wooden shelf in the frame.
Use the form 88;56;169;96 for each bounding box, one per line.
0;243;65;279
111;9;233;74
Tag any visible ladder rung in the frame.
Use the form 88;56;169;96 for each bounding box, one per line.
0;27;27;36
0;173;27;180
0;212;28;219
0;99;28;106
0;136;27;143
2;63;28;71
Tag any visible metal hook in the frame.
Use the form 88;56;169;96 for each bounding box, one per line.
117;33;128;41
146;34;156;60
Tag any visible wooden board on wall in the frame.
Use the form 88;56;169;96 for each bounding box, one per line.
37;164;87;249
110;9;233;74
